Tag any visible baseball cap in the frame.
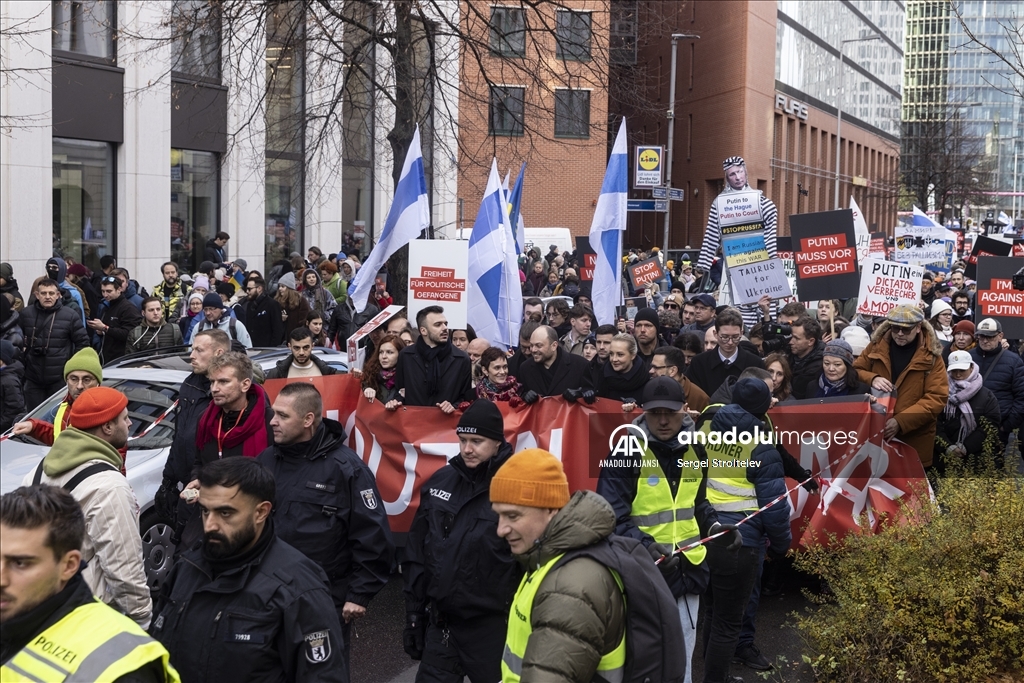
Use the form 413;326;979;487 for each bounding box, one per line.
975;318;1002;337
947;350;974;372
642;376;685;412
692;293;716;309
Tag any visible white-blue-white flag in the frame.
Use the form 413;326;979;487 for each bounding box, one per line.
468;159;522;349
350;126;430;312
588;118;628;325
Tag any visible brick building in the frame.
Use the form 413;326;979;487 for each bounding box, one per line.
612;1;903;250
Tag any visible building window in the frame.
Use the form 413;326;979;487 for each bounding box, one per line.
556;10;591;61
341;0;376;260
489;86;525;136
52;0;115;61
53;138;114;273
490;7;526;57
171;149;219;275
554;89;590;138
171;0;221;81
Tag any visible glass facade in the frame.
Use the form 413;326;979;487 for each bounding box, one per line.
341;0;376;260
171;0;221;81
265;1;305;272
170;149;219;274
52;0;115;61
53;138;114;272
775;0;903;136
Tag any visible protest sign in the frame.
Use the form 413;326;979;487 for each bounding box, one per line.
856;259;924;317
265;377;929;549
616;295;649;321
963;234;1011;278
850;196;871;263
628;256;665;289
719;190;768;268
575;235;597;281
728;259;792;305
975;256;1024;338
893;223;949;265
1012;239;1024;258
790;209;859;300
345;305;405;369
408;238;468;329
869;232;888;258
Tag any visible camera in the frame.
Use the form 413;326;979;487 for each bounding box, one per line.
1012;266;1024;292
761;322;791;354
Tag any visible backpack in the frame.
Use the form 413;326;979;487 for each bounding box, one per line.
555;535;687;683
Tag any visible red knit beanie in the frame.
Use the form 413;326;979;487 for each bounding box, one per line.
70;387;128;429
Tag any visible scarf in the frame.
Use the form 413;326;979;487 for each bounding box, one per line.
600;357;649;400
945;364;983;442
816;372;848;397
416;336;451;398
195;384;270;457
380;367;397;390
477;375;523;402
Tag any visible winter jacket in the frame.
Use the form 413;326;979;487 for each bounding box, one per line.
788;340;825;400
19;297;90;390
188;313;253;348
279;294;311;340
125;322;183;355
970;345;1024;435
934;385;1001;462
326;298;378;348
0;308;24;349
404;442;520;620
162;372;210;504
98;294;143;364
242;293;286;348
25;427;152;628
322;273;348;305
595;356;649;403
46;258;87;327
202;237;226;265
0;361;25;431
512;491;626;683
0;277;24;310
596;414;717;598
707;404;792;552
151;523;346;683
685;347;764;398
298;270;337;318
193;384;273;474
855;320;949;466
151;279;191;322
395;338;474;406
264;353;338;379
517;347;594;397
800;372;872;399
257;419;394;608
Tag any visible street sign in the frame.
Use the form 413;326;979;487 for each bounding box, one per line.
651;187;667;199
668;188;685;201
655;200;668;212
627;200;667;212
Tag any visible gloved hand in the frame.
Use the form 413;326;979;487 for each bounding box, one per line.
522;390;540;405
581;389;596;405
456;401;472;412
403;613;425;660
563;387;583;402
801;469;819;493
508;395;523;408
709;522;742;551
154;479;179;522
647;542;679;576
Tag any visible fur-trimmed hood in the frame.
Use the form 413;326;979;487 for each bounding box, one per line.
870;319;945;357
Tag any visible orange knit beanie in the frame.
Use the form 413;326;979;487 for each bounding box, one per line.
489;448;570;508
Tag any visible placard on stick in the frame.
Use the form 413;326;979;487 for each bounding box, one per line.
975;256;1024;338
856;259;924;317
408;239;468;329
628;257;665;289
964;235;1011;278
728;259;792;305
789;209;860;300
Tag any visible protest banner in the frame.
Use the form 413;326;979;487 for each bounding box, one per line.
856;258;924;317
790;209;859;300
975;256;1024;338
728;258;792;305
963;234;1012;278
616;295;649;321
869;231;888;258
265;378;929;549
894;223;950;266
1012;239;1024;257
345;305;405;369
408;238;468;328
719;190;768;268
575;235;597;281
628;256;665;289
850;196;871;263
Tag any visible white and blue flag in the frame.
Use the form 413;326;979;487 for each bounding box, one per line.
588;118;628;325
468;159;522;349
507;162;527;255
350;126;430;312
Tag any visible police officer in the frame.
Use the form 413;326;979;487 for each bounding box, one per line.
257;382;394;675
402;400;520;682
151;457;346;682
1;485;179;682
597;376;739;683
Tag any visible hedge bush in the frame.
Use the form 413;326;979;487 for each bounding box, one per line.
794;465;1024;682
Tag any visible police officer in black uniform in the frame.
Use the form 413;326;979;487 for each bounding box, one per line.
402;400;521;682
151;457;347;683
257;382;395;675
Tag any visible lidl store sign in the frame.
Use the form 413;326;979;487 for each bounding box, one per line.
635;146;663;187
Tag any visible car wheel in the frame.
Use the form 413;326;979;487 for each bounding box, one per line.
141;511;176;593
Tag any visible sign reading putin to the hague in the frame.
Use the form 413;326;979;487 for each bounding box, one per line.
634;146;663;188
408;239;468;330
790;209;860;301
856;259;924;318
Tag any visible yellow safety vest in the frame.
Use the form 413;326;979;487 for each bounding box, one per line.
698;404;762;514
502;553;626;683
630;447;706;565
1;601;180;683
53;401;70;440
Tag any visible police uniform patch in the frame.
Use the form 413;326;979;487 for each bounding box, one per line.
304;630;331;663
360;489;378;510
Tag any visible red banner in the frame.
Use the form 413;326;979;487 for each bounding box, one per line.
265;378;929;548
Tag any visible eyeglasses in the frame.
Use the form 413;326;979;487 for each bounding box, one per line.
245;287;258;293
717;334;741;342
891;324;919;335
664;304;679;310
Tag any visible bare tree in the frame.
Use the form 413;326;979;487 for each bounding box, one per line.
950;0;1024;101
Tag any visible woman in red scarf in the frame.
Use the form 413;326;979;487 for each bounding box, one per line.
476;346;522;406
361;334;406;408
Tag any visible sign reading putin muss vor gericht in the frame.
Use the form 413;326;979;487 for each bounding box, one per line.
789;209;860;300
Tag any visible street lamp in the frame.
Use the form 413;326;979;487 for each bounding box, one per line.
834;34;881;210
663;32;699;252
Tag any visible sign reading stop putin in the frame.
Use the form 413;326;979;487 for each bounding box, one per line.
628;256;665;289
790;209;860;300
408;239;468;330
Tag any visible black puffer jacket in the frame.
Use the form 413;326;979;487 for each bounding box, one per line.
0;303;24;349
970;346;1024;435
18;298;89;389
98;294;143;364
403;442;520;620
788;340;825;400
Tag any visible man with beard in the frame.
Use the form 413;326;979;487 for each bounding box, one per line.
395;306;473;413
265;327;338;378
517;325;594;404
242;276;284;347
586;324;617;387
126;297;184;354
24;387;152;628
258;383;393;677
633;308;665;368
152;262;191;322
88;275;142;364
151;457;346;683
951;290;973;325
11;347;102;445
